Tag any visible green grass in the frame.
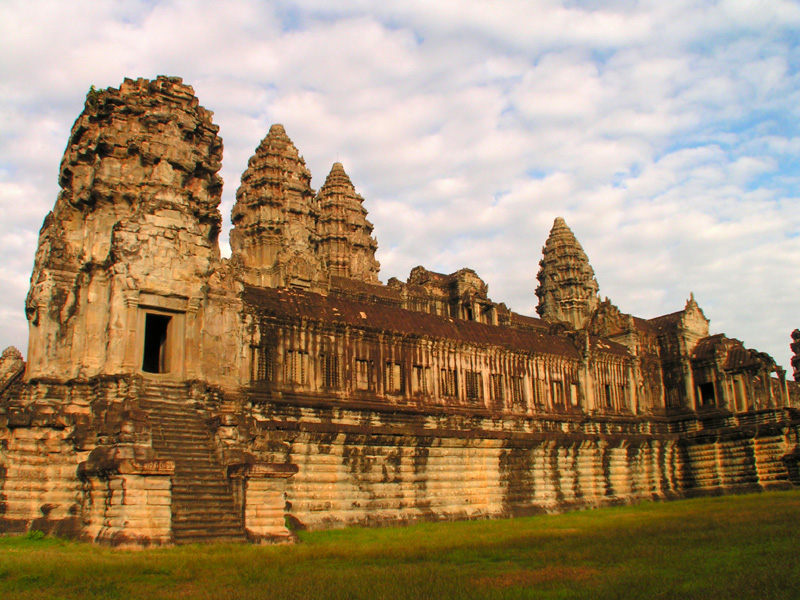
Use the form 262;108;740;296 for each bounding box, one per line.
2;491;799;599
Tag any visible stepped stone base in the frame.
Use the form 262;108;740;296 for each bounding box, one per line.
2;375;798;545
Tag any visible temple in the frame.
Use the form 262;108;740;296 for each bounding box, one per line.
1;76;799;546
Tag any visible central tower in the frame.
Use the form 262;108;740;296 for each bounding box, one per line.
535;217;599;329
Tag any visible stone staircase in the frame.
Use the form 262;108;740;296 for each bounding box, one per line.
140;381;247;544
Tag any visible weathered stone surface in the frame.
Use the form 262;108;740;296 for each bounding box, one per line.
386;266;506;323
3;77;800;546
24;76;224;381
791;329;800;382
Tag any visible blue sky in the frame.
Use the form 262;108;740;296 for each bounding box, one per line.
1;0;799;370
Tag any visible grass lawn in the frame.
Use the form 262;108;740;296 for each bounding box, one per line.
1;490;799;599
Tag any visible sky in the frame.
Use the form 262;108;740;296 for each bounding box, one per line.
1;0;799;371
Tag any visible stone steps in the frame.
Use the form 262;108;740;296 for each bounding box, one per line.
140;384;247;545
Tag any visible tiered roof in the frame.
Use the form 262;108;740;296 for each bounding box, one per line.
230;124;319;276
316;162;380;283
535;217;599;329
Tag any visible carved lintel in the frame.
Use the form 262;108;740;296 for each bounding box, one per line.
79;457;174;477
228;461;298;480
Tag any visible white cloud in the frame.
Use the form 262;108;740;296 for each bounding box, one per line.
0;0;798;372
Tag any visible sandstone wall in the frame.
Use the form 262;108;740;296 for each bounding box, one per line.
0;426;86;536
0;376;173;543
1;376;798;543
228;396;799;531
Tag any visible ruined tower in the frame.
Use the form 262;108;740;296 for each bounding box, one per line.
316;162;380;284
535;217;599;329
230;124;323;289
25;76;224;379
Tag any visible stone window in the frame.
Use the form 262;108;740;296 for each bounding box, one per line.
699;382;716;406
571;383;581;408
252;344;274;382
510;375;526;408
665;386;681;408
617;384;627;410
355;359;373;391
531;379;547;407
551;380;566;407
603;384;613;409
733;376;747;411
385;361;404;394
490;374;504;404
142;313;172;374
440;368;457;397
465;370;483;401
286;350;308;385
321;354;340;389
253;321;275;383
412;365;430;395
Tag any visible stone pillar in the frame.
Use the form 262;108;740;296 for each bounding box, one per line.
184;296;202;380
627;359;639;415
119;292;140;373
682;357;697;411
228;462;298;543
79;457;174;546
775;367;788;408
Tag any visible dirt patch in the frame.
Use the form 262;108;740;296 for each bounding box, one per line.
475;565;599;589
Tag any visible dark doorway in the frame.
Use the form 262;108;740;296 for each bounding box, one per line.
142;313;171;373
604;384;613;408
699;382;716;406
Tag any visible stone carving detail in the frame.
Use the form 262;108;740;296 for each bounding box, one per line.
536;217;599;329
792;330;800;382
230;124;323;289
587;299;634;338
316;162;380;283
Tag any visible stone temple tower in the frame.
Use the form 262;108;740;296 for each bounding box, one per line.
535;217;599;329
25;76;224;380
316;162;380;284
230;124;323;289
